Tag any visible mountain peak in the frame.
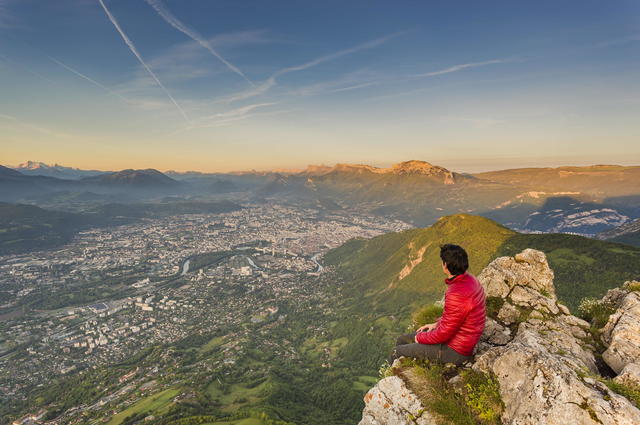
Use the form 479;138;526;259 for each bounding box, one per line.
389;160;437;173
18;160;50;170
388;160;455;180
313;160;461;184
81;168;179;187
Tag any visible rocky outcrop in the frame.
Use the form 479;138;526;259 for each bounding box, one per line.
358;250;640;425
615;363;640;387
359;375;437;425
601;289;640;374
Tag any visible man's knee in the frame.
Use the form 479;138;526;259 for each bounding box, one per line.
395;332;416;346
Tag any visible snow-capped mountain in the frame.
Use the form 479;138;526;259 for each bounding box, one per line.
13;161;106;179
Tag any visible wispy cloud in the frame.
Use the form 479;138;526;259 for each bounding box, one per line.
0;113;73;138
97;0;189;121
205;102;277;120
329;82;378;93
181;102;278;131
144;0;252;85
290;69;382;96
195;108;292;129
223;32;404;103
112;30;271;112
48;56;130;103
416;58;517;78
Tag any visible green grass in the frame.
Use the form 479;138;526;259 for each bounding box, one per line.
547;247;596;266
392;357;503;425
352;375;379;392
577;370;640;408
603;380;640;408
411;304;443;330
206;379;271;411
577;298;617;328
198;336;227;354
105;387;181;425
627;281;640;292
206;418;267;425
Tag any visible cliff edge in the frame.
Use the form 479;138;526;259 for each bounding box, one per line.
358;249;640;425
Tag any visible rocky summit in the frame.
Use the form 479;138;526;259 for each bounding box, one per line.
358;249;640;425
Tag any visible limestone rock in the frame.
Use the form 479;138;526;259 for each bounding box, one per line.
601;286;630;309
497;302;520;325
478;248;555;300
509;285;559;315
481;317;512;345
474;328;640;425
602;292;640;374
358;376;437;425
614;363;640;387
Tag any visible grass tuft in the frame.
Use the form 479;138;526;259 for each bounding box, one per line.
392;357;503;424
577;298;616;329
410;304;443;331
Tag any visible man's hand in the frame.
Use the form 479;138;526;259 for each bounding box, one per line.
414;323;437;342
416;323;436;332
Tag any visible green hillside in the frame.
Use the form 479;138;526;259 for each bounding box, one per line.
325;214;640;312
322;214;640;377
609;233;640;247
324;214;515;314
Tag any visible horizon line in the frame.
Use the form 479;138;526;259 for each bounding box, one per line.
6;159;640;176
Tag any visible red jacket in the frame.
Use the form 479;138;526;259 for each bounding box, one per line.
415;272;486;356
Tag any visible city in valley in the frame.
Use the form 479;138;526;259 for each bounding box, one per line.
0;202;410;424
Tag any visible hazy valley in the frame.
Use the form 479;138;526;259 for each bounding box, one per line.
1;159;640;424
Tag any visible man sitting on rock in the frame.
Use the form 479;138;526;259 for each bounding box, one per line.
389;244;486;366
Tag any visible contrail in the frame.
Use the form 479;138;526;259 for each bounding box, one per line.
224;32;404;103
416;58;515;78
144;0;252;86
97;0;188;121
48;55;130;103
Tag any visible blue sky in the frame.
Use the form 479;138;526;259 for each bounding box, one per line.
1;0;639;172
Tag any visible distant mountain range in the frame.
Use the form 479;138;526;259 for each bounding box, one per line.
597;218;640;247
0;166;184;202
12;161;106;179
80;168;180;187
4;159;640;237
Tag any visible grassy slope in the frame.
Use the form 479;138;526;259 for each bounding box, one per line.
610;232;640;248
106;387;181;425
323;213;640;377
324;214;516;314
326;213;640;312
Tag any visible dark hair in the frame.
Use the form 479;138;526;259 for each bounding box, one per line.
439;244;469;275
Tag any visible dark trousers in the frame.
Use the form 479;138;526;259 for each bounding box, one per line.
388;332;473;366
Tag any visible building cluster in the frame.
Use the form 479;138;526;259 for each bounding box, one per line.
0;202;411;424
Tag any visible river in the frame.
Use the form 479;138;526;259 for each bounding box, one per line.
181;259;190;276
311;253;324;273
